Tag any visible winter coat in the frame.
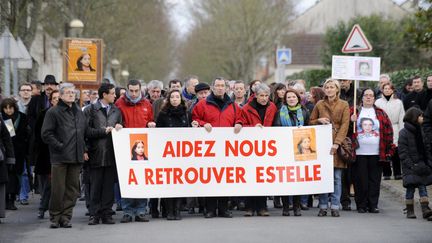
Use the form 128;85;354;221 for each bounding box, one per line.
375;95;405;145
156;106;191;128
84;101;123;168
351;105;394;163
403;90;423;111
241;99;277;127
0;118;15;184
415;88;432;111
33;108;51;175
192;92;242;127
273;105;310;127
41;99;87;164
398;122;432;187
1;112;30;175
115;95;154;128
309;97;350;168
423;99;432;147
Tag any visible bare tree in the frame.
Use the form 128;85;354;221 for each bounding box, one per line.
178;0;293;82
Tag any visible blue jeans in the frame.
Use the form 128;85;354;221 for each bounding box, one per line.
319;168;342;210
19;165;31;201
121;198;148;216
405;185;428;200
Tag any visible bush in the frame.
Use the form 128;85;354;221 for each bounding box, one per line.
286;69;331;88
389;68;432;90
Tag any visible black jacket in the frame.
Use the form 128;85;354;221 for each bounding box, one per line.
273;106;310;127
415;88;432;111
34;108;51;175
1;112;30;175
41;99;87;164
0;118;15;184
27;92;49;129
398;122;432;187
424;99;432;147
403;90;423;111
156;106;191;128
84;101;123;168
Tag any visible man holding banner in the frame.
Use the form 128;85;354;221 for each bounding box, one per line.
192;77;242;218
115;79;155;223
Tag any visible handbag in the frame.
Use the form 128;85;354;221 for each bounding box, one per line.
338;137;356;164
323;104;356;164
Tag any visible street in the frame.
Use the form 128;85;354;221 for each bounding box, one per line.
1;188;431;243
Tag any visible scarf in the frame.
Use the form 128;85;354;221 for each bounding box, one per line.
280;104;304;127
182;88;195;101
125;91;142;104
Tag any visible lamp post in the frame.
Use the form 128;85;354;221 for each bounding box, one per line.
121;69;130;84
111;59;120;83
69;19;84;38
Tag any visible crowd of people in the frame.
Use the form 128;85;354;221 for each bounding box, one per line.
0;73;432;228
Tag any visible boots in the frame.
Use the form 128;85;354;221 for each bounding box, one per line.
419;197;432;219
174;199;182;220
165;199;175;220
405;199;416;219
6;194;17;210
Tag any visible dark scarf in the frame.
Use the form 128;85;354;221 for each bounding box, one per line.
384;94;392;101
166;105;186;117
251;98;267;122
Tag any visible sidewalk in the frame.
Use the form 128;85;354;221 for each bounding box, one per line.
381;178;432;203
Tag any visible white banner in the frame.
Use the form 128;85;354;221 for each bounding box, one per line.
332;55;381;81
112;125;334;198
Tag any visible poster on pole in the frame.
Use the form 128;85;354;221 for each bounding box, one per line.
112;126;334;198
331;55;380;81
63;38;103;84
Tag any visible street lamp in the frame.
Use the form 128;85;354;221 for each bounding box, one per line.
69;19;84;37
121;69;130;83
111;59;121;83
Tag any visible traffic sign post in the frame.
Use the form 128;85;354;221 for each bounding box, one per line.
276;48;292;83
340;24;373;133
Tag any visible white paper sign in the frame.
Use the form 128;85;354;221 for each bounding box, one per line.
332;55;381;81
112;126;334;198
4;119;16;137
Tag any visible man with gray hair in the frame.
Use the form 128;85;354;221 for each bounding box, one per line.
42;83;87;229
145;80;163;104
182;75;199;103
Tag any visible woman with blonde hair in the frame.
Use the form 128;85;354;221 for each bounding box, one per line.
310;79;350;217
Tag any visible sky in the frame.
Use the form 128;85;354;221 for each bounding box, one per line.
167;0;408;36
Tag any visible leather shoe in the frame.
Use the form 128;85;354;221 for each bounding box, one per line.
135;214;149;222
293;208;302;216
257;210;270;216
204;212;215;218
102;216;115;224
49;222;60;229
88;216;100;225
244;210;253;217
120;215;132;223
218;211;233;218
369;208;380;213
357;208;367;213
282;209;290;216
37;210;45;219
60;221;72;228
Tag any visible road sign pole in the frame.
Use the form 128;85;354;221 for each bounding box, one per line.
3;33;11;96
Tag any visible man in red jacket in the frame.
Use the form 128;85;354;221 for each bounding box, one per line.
192;77;242;218
115;79;155;223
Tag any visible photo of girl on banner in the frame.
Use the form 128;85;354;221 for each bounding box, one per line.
355;60;372;77
76;53;96;72
293;128;317;161
129;134;149;161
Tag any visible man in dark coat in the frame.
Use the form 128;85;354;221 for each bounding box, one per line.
414;75;432;111
404;76;424;111
192;77;242;218
84;83;123;225
41;83;87;229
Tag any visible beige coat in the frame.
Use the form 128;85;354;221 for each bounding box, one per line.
310;97;350;168
375;95;404;144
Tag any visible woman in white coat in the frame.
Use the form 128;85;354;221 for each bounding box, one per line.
375;83;404;180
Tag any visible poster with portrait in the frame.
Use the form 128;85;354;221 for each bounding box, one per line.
129;133;149;161
293;128;317;161
331;55;380;81
63;38;103;84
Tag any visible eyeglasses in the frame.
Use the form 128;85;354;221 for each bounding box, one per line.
63;91;76;95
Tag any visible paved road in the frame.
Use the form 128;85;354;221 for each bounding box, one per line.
1;188;431;243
